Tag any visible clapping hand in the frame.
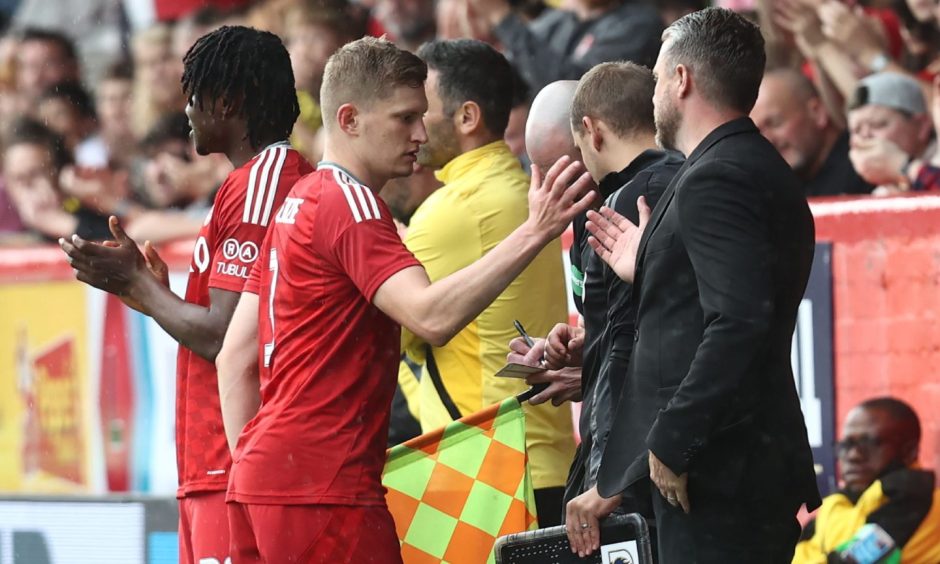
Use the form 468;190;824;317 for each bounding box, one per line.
773;0;826;54
817;0;884;52
59;217;167;314
585;197;651;284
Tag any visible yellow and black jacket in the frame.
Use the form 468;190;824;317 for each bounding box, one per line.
793;468;940;563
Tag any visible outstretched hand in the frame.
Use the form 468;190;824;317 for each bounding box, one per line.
585;196;651;283
528;156;596;242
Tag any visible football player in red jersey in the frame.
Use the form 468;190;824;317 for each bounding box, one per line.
59;26;313;564
216;37;595;563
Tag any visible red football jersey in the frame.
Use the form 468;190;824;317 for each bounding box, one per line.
229;161;420;505
176;143;313;498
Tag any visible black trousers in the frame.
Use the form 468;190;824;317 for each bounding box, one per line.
650;482;801;564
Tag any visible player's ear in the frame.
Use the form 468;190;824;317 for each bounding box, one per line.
455;101;482;136
337;103;360;136
583;116;603;152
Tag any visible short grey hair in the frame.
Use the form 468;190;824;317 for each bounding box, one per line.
662;7;766;113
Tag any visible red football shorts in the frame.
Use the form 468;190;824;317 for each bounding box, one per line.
228;502;403;563
179;491;231;564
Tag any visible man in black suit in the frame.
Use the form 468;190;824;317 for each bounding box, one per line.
565;8;822;562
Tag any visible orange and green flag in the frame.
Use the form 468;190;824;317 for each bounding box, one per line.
382;397;538;564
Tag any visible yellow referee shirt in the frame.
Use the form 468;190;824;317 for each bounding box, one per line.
400;140;575;490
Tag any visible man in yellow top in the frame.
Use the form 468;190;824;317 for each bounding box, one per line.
794;397;940;563
401;38;575;526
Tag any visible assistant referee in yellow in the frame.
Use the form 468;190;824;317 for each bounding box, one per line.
397;39;575;526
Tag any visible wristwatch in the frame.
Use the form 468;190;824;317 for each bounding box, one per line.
868;52;890;74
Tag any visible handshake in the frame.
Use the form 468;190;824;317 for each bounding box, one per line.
505;322;586;406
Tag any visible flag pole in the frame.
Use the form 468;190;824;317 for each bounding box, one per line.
514;383;549;404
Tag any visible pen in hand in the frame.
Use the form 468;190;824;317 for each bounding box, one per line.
513;319;545;367
513;319;535;348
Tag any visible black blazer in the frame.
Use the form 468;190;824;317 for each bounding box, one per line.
597;118;822;510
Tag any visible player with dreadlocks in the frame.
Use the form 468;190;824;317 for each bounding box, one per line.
59;26;313;564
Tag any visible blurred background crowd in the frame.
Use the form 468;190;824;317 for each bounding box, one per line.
0;0;939;248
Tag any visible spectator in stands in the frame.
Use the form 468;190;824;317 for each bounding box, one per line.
285;0;363;161
893;0;940;77
752;68;872;196
374;0;436;52
120;112;212;244
134;112;198;209
771;0;908;121
794;397;940;563
847;72;937;194
88;60;136;169
131;24;185;138
37;81;98;159
14;28;79;102
1;118;109;243
128;111;229;213
465;0;663;92
405;39;574;526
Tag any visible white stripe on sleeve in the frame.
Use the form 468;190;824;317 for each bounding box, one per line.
260;148;288;226
334;169;363;223
250;148;278;224
243;150;269;223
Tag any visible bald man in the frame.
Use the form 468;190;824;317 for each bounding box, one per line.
751;68;871;197
525;80;582;172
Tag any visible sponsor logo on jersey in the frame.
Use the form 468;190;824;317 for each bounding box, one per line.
221;239;259;263
216;262;250;278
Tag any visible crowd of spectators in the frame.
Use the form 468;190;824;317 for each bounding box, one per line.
1;0;939;246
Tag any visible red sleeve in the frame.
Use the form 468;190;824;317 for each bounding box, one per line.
332;215;421;302
244;253;263;295
244;225;276;295
207;178;271;293
864;7;903;60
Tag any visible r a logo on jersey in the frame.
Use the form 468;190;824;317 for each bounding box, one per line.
276;198;304;225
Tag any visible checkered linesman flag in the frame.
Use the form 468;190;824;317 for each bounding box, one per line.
382;397;539;564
